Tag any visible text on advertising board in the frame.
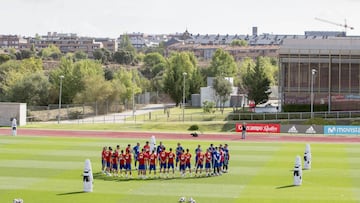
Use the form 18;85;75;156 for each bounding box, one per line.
236;123;280;133
324;125;360;135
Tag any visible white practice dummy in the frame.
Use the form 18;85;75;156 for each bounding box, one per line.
293;155;302;186
83;159;93;192
303;144;312;170
11;118;17;136
150;135;156;153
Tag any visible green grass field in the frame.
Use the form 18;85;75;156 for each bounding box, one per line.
1;135;360;203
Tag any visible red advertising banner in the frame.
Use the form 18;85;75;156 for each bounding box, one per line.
235;123;280;133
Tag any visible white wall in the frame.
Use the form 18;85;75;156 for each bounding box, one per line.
0;103;27;126
200;86;238;107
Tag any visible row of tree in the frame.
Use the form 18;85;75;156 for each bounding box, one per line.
0;46;276;109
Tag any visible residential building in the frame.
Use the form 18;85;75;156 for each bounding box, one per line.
0;35;27;49
94;38;118;52
167;43;278;61
25;32;103;57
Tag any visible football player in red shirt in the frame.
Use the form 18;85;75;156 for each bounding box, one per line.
185;148;192;176
101;146;107;174
179;149;186;177
159;147;168;178
143;141;150;155
205;148;212;176
167;148;176;178
126;144;131;154
195;151;205;176
219;148;225;174
148;150;157;178
105;147;113;176
111;150;119;176
119;150;125;177
124;150;132;178
137;148;147;179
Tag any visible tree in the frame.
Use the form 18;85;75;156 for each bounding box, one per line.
163;52;197;106
49;58;104;104
141;52;166;79
113;50;135;65
112;69;142;108
213;76;233;113
39;44;62;60
141;52;167;92
0;58;43;101
93;48;112;64
74;51;88;61
242;57;272;106
207;48;237;77
7;73;50;105
15;49;34;60
261;57;278;85
119;34;136;54
237;57;255;92
202;100;215;113
73;75;113;102
189;68;204;94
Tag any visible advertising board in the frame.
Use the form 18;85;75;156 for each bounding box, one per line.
235;123;280;133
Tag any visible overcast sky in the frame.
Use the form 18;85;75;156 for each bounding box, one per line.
1;0;359;38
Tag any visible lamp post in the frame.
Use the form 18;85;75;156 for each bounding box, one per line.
182;72;187;122
58;75;64;124
310;69;317;119
132;74;135;118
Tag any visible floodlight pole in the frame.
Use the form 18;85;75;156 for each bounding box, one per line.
310;69;317;119
182;72;187;122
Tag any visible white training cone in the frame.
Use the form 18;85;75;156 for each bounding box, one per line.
83;159;93;192
150;135;156;153
303;144;312;170
11;118;17;136
293;155;302;186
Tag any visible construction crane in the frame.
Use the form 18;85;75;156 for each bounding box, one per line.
315;17;355;33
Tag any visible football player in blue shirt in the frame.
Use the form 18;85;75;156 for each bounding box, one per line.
133;142;140;168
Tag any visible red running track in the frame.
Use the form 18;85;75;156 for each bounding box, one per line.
1;128;360;143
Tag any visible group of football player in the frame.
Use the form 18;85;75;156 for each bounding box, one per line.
101;141;230;179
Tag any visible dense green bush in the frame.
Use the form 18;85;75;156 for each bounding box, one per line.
188;124;199;131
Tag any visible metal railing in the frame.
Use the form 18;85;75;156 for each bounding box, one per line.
27;107;360;124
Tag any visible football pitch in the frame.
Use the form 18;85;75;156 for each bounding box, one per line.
0;134;360;203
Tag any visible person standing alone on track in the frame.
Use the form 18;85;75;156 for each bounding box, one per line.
242;122;247;139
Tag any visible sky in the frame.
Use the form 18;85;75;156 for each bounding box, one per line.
1;0;360;38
